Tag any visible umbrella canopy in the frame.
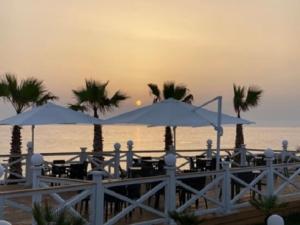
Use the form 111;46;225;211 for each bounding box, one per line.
0;102;102;126
104;98;253;170
104;98;252;127
0;102;103;150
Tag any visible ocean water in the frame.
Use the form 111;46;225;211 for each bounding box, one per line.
0;125;299;154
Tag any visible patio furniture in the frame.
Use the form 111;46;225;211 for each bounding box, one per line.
67;162;88;180
178;171;207;209
231;170;263;199
51;160;67;177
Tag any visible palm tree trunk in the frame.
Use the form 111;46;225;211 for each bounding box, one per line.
92;107;103;153
9;125;22;179
164;126;173;151
93;124;103;152
235;112;244;148
92;108;104;168
235;124;244;148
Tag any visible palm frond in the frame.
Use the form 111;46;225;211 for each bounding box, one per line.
233;84;245;114
69;104;87;112
109;90;129;107
70;79;127;115
36;92;58;106
0;74;56;113
173;85;188;100
148;83;161;103
163;81;175;99
245;86;263;108
182;94;193;104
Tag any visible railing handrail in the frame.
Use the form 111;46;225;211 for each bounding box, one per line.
0;182;94;198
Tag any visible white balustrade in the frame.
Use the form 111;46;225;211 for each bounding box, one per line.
265;148;275;197
79;147;87;163
240;144;247;167
126;140;134;172
114;143;121;178
206;139;213;159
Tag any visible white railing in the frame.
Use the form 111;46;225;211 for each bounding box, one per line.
0;139;299;183
1;150;300;225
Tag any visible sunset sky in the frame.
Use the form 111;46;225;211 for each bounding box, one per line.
0;0;299;125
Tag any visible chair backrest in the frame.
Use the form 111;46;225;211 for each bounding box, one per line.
196;159;207;171
157;160;165;174
141;156;152;161
141;163;155;177
189;157;195;170
53;160;65;164
180;176;206;190
237;171;256;183
69;163;87;179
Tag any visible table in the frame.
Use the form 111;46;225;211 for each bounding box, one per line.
128;166;142;178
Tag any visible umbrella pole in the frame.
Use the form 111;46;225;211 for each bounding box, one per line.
173;126;177;150
216;96;222;170
31;125;35;152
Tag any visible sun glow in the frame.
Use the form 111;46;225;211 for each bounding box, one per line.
135;100;142;107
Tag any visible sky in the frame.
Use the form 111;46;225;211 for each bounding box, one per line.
0;0;299;125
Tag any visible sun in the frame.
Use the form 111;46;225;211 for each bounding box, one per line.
135;100;142;107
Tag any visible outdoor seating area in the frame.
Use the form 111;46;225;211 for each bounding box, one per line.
0;140;300;225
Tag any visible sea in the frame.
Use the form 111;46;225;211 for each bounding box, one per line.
0;125;299;154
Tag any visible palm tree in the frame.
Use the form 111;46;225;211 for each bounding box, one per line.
0;74;57;179
233;84;263;148
148;81;193;151
70;79;128;154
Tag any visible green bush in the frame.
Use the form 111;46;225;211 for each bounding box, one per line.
32;202;86;225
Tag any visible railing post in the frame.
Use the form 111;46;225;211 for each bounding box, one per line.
265;148;275;197
222;161;231;213
281;140;288;162
240;144;247;167
114;143;121;178
26;142;33;185
91;171;105;225
164;152;176;224
79;147;88;163
206;139;213;159
126;140;134;172
31;153;43;225
31;154;43;202
0;165;5;220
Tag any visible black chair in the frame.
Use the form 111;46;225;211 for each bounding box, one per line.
104;186;127;221
208;158;217;171
178;173;207;209
189;157;195;170
231;171;257;198
127;170;142;218
141;156;152;161
196;159;207;171
52;160;66;177
254;156;266;166
68;162;88;180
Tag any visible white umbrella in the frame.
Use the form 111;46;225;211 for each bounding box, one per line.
104;98;253;169
0;102;103;150
104;98;251;127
